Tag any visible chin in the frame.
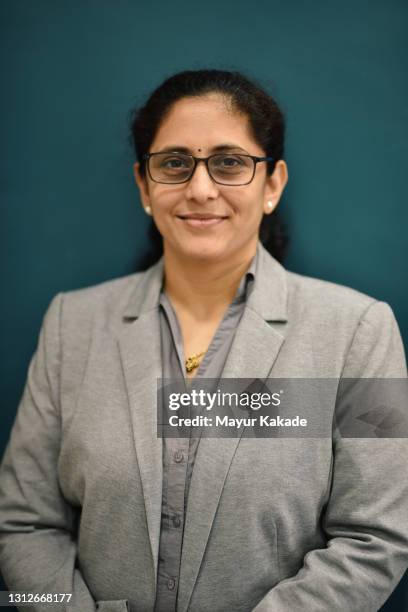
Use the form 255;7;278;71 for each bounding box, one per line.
177;240;227;261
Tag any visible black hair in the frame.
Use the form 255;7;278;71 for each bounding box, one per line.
128;69;289;269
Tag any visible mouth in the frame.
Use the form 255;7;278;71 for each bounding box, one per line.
176;214;229;229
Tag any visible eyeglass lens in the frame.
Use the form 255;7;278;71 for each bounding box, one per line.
148;153;255;184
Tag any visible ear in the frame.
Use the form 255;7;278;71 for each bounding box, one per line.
263;160;289;214
133;162;151;210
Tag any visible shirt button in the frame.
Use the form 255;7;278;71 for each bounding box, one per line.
174;450;184;463
173;514;181;528
167;577;176;591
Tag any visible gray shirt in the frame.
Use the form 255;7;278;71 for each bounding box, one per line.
154;251;258;612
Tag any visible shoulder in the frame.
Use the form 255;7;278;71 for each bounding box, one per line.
284;266;399;339
283;268;406;376
61;272;144;315
39;271;147;349
285;268;377;317
257;241;383;325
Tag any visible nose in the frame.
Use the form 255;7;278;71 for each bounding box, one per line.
184;159;219;203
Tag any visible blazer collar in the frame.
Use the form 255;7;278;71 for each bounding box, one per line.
122;239;288;323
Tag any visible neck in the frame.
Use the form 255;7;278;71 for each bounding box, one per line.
163;240;258;321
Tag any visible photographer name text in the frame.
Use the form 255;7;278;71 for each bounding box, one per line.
168;415;308;428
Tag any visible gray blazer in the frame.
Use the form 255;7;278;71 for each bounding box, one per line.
0;242;407;612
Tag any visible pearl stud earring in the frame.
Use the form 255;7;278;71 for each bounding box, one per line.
144;205;152;215
267;201;274;210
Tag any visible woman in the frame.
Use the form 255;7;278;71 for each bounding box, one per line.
0;69;407;612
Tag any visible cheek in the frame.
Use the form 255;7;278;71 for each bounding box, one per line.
228;188;264;219
150;189;180;216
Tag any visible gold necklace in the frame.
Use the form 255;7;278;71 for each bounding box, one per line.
185;351;206;373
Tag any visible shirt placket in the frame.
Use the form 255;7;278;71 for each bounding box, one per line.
154;265;256;612
154;436;189;612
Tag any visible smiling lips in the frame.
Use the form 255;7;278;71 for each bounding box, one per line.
176;213;228;228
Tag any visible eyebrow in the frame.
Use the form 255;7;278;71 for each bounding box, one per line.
156;143;249;154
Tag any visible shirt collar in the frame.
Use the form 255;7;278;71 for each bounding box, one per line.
123;239;287;322
233;247;257;303
158;246;258;309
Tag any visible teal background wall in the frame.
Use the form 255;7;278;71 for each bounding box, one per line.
1;1;407;609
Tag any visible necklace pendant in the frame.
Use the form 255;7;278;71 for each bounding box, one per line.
186;356;200;373
185;350;206;373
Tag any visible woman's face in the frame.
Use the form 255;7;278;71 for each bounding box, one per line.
134;93;288;263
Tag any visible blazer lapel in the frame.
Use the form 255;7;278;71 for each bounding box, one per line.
117;258;165;593
177;242;289;612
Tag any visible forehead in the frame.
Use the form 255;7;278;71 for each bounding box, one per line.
150;94;262;154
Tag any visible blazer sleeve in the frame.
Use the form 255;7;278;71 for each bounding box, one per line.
252;300;408;612
0;293;105;611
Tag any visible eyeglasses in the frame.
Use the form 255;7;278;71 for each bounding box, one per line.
142;152;274;186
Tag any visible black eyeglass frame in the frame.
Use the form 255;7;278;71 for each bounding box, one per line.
142;152;275;186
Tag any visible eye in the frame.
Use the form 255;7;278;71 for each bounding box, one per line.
161;156;189;169
210;154;251;175
220;156;243;167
